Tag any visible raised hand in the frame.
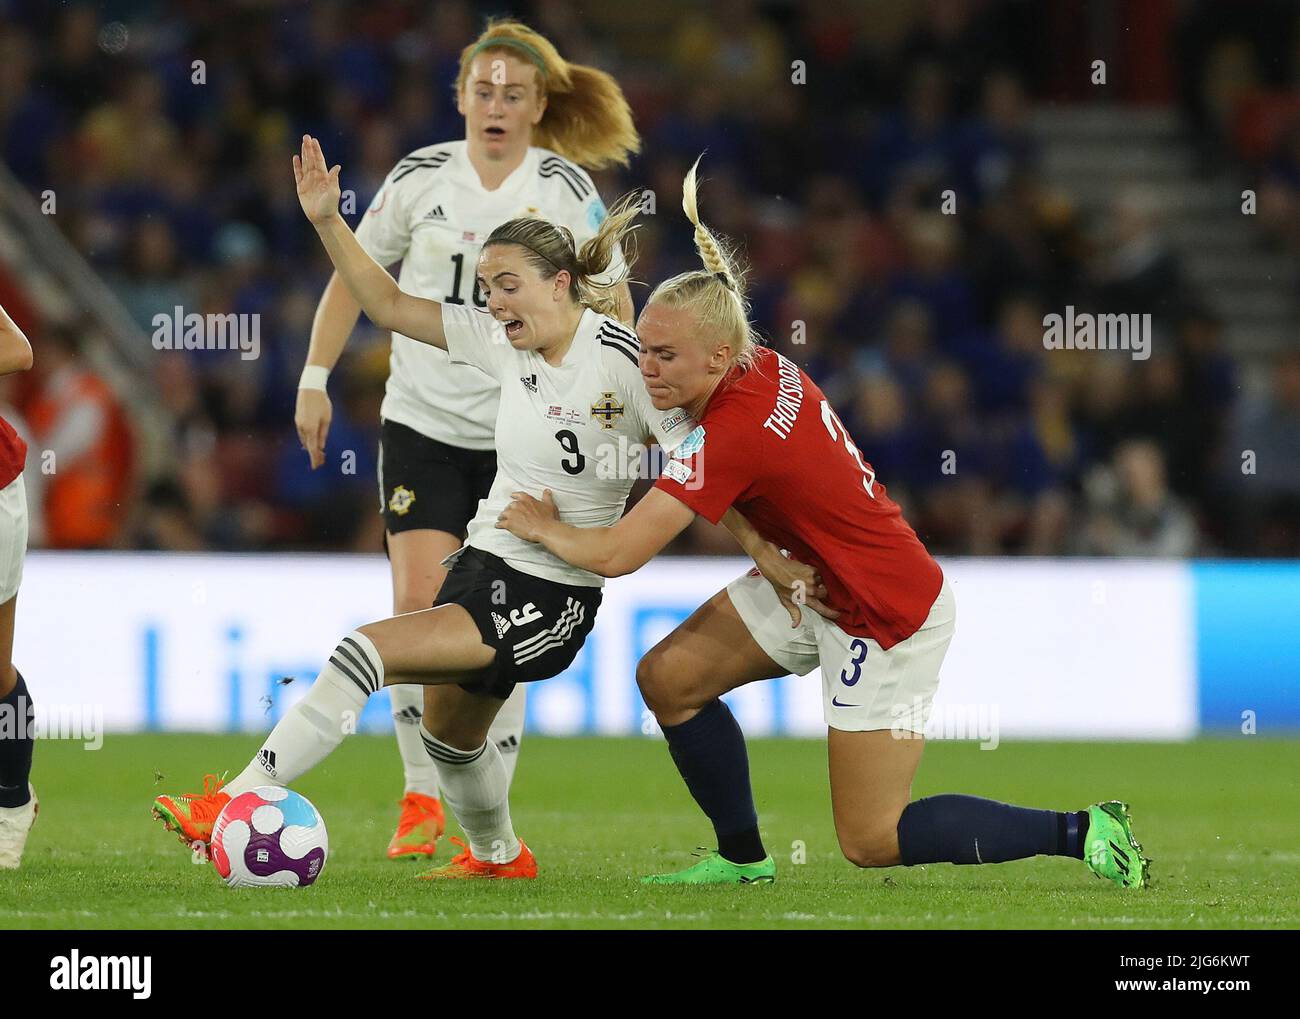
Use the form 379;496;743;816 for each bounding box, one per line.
292;135;342;225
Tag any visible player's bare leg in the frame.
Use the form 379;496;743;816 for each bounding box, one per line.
152;604;493;848
417;683;537;879
827;728;924;867
638;588;785;884
0;592;37;869
385;528;461;858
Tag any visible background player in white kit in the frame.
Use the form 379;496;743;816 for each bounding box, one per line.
293;20;639;861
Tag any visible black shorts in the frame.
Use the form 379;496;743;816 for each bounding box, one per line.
434;546;602;700
378;420;496;536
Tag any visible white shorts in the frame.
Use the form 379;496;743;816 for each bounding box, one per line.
726;569;955;734
0;473;27;602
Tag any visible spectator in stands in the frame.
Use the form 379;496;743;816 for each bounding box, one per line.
1089;185;1186;319
1077;439;1200;557
21;324;133;548
1222;350;1300;555
0;1;1265;558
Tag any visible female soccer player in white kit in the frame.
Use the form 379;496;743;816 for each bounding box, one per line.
0;302;35;869
293;20;639;860
151;136;808;880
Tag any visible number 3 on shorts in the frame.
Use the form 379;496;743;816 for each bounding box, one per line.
839;638;868;686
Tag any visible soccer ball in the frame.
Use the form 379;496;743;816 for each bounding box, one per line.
210;786;328;888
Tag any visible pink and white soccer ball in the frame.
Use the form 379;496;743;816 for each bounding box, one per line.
210;787;328;888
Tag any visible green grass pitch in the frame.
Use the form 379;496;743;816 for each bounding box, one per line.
3;733;1297;929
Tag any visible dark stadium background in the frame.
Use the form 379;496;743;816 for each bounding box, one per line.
0;0;1296;560
3;1;1300;943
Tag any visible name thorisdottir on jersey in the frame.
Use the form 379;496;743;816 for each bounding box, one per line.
354;141;626;451
440;304;694;588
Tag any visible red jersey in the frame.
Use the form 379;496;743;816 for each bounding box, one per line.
0;414;26;489
654;347;942;649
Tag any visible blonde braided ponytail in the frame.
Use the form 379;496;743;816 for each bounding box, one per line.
648;156;758;370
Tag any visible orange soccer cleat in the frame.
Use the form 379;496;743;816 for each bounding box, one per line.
386;792;446;860
152;773;231;848
417;837;538;880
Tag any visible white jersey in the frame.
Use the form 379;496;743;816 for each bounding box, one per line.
441;304;694;587
354;141;626;450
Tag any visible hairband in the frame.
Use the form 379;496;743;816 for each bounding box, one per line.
467;37;548;80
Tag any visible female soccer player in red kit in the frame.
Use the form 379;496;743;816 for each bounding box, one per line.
0;301;35;868
498;160;1151;889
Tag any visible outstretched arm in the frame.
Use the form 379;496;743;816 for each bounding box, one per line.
294;135;446;348
496;487;695;578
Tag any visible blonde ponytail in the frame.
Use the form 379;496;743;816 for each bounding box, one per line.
648;157;759;370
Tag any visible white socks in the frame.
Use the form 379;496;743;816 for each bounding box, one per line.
420;723;519;864
389;684;439;797
227;631;384;797
393;683;527;796
489;685;526;786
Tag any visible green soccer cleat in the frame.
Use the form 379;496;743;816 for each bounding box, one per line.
1084;800;1151;889
641;849;776;885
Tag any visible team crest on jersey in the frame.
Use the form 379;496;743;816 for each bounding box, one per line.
521;374;538;393
674;425;707;459
388;485;416;516
590;392;625;429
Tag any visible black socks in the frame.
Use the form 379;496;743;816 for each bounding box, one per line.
0;670;33;809
897;794;1090;865
660;699;766;864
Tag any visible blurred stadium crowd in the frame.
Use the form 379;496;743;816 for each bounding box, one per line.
0;0;1296;556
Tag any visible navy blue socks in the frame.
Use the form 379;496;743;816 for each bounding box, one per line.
660;699;766;864
897;794;1089;865
0;669;33;809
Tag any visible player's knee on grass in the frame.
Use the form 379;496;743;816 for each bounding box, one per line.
837;824;903;869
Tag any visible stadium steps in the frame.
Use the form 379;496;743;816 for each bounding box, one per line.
1030;105;1297;358
0;162;175;478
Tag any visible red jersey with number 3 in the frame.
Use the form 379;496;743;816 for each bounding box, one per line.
654;347;942;649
